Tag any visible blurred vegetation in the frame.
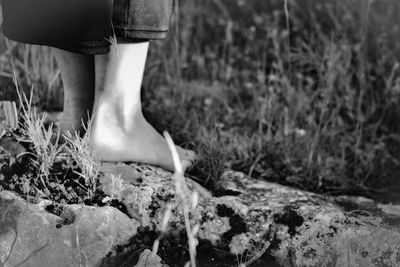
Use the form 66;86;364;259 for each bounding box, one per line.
1;0;399;202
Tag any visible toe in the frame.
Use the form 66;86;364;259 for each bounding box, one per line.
184;149;197;161
176;146;197;162
174;146;197;172
181;150;197;171
181;159;194;172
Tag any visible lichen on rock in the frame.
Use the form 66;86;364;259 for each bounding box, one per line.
1;161;400;266
98;163;400;266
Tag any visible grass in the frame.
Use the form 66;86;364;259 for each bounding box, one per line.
14;83;63;192
62;115;100;198
143;0;400;201
1;81;100;204
0;0;399;203
150;132;200;267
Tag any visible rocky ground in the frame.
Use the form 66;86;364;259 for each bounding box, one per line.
1;136;400;267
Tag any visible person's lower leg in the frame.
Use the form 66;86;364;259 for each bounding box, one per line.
91;42;195;171
52;48;95;135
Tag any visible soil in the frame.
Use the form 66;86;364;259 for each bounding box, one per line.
0;134;128;214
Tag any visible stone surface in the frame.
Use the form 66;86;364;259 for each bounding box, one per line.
333;195;400;226
133;249;168;267
100;163;400;267
1;159;400;266
0;190;140;267
0;137;26;160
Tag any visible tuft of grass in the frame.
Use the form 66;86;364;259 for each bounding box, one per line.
187;127;228;189
63;114;100;198
15;80;63;191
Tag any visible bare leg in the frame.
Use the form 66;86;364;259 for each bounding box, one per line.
52;48;95;135
90;42;196;171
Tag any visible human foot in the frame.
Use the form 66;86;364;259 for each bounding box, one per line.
89;101;196;171
90;42;195;171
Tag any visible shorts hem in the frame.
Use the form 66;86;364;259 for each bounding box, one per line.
49;42;111;54
113;27;169;40
3;31;111;54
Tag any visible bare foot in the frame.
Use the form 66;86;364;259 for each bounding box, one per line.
90;42;195;171
89;100;196;172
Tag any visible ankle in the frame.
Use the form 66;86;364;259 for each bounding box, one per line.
97;91;142;118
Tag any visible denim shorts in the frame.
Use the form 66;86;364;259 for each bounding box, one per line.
2;0;173;54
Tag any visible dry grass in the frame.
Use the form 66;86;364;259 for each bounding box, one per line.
62;115;100;198
163;131;199;267
14;81;63;191
149;132;200;266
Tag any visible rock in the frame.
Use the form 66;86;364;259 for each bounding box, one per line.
100;164;400;267
378;203;400;217
0;137;26;160
134;249;168;267
0;190;140;267
1;160;400;266
0;101;18;135
334;195;400;226
99;163;212;226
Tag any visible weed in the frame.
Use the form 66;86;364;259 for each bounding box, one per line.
63;114;100;198
14;80;63;191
